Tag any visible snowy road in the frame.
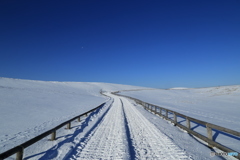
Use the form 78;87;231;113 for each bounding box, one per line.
2;78;231;160
65;93;189;159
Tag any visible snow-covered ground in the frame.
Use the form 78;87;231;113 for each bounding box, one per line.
2;91;226;159
0;78;239;159
119;86;240;153
0;78;147;155
64;93;191;159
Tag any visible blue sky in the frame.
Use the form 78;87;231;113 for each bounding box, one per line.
0;0;240;88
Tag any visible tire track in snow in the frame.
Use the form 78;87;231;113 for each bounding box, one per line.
120;99;136;159
66;93;190;159
69;96;130;159
121;97;190;159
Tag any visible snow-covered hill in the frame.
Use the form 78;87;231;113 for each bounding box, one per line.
0;78;147;154
1;78;239;159
119;85;240;153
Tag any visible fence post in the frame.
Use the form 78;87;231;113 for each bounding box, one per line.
166;110;168;118
51;130;56;141
154;106;157;114
174;113;177;125
16;146;24;160
78;116;81;122
67;122;71;129
206;124;213;147
186;117;191;129
159;108;162;116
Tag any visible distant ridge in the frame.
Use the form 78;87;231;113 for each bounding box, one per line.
168;87;190;90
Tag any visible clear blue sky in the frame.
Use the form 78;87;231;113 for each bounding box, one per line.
0;0;239;88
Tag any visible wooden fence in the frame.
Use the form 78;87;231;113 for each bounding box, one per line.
113;92;240;159
0;102;107;160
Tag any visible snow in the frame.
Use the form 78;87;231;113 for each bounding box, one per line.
119;86;240;154
14;92;233;160
67;94;130;159
133;99;231;160
120;96;189;159
66;94;189;159
0;78;147;155
0;78;239;159
168;87;190;90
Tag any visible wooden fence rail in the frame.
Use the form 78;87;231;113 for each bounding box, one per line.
0;102;107;160
113;92;240;159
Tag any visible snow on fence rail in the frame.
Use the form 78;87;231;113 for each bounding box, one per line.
0;102;106;160
113;92;240;159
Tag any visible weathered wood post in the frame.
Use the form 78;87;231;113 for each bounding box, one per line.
206;124;213;147
51;130;56;141
16;146;24;160
165;110;168;118
67;122;71;129
159;108;162;116
78;116;81;122
186;117;191;129
174;112;177;125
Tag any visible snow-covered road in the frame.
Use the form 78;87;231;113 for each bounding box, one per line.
121;95;189;159
64;93;190;159
2;78;231;160
68;95;130;159
11;92;225;160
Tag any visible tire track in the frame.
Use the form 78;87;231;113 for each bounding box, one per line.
66;93;190;159
120;99;136;159
69;96;130;159
121;97;190;159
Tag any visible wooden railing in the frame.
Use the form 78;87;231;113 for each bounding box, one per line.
0;102;107;160
113;92;240;159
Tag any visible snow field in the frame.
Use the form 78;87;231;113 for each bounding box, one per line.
1;78;239;159
0;78;147;154
119;86;240;153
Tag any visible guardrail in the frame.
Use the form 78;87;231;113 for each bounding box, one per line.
113;91;240;159
0;101;107;160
